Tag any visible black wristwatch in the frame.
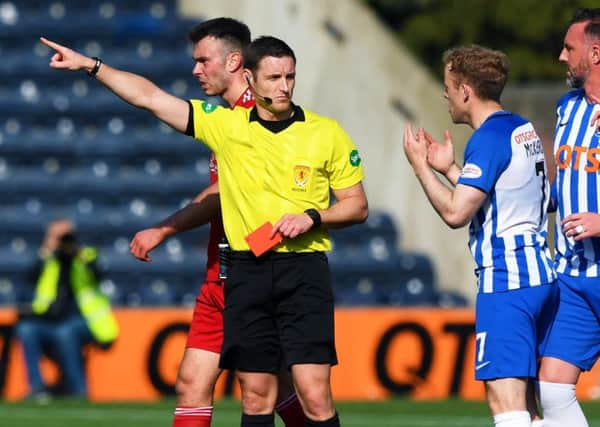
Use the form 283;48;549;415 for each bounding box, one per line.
304;208;322;228
87;57;103;77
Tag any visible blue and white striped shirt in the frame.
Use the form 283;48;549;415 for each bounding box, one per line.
554;89;600;277
458;111;556;293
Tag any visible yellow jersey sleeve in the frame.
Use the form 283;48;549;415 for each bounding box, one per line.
328;121;365;190
189;99;232;153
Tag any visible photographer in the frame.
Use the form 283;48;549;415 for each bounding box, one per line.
15;219;118;400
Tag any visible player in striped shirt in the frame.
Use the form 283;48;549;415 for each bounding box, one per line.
537;8;600;427
404;45;557;427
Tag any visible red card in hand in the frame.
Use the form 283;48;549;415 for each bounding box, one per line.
245;222;283;257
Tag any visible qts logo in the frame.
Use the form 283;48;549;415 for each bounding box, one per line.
556;145;600;172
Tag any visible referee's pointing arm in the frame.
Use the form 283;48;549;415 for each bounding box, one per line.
40;37;190;133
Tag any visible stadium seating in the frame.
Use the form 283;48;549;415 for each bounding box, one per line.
0;0;467;308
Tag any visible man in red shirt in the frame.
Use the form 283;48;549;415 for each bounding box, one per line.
126;18;303;427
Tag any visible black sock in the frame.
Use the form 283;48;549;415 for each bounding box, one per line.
241;413;275;427
304;412;340;426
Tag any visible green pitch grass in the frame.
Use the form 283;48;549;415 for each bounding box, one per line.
2;397;600;426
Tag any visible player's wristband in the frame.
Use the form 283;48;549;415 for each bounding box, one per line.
87;57;102;77
304;208;322;229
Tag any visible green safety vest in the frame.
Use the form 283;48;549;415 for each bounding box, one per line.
31;246;119;344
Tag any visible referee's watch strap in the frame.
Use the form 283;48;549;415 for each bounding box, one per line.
304;208;321;229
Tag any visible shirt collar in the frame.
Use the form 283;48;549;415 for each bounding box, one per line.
249;104;305;133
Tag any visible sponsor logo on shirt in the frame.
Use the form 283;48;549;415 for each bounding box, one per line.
349;150;361;167
514;129;539;144
461;163;482;179
556;144;600;172
293;165;311;189
201;101;218;113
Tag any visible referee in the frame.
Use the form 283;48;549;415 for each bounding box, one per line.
41;35;368;427
188;37;367;427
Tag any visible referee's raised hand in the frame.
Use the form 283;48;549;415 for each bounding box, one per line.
40;37;95;72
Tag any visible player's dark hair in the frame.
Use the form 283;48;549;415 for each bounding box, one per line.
188;17;251;52
570;8;600;41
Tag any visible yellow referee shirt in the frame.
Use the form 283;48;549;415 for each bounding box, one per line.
189;100;364;252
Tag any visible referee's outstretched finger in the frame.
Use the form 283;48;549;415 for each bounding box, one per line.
40;36;63;51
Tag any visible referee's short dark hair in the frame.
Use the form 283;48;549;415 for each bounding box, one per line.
188;17;251;51
243;36;296;72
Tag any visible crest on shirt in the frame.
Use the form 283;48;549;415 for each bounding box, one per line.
293;165;311;188
201;101;218;113
461;163;482;179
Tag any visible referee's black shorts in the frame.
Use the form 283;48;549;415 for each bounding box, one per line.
219;251;338;373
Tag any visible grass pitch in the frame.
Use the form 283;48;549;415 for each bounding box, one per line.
2;397;600;426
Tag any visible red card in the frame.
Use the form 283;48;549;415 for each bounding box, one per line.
244;222;283;257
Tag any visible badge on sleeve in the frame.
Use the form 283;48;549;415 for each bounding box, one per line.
461;163;483;179
349;150;361;167
201;101;218;113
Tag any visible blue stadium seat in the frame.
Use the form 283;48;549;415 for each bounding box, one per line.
98;278;128;306
179;280;203;307
160;170;211;204
1;128;77;169
95;205;210;250
330;211;399;247
0;278;18;305
1;1;179;41
136;278;179;306
329;235;397;275
435;290;470;308
99;271;141;304
0;272;35;305
387;277;438;306
0;49;49;76
332;270;394;292
125;126;211;164
0;207;51;246
100;243;205;277
334;277;388;306
0;168;67;204
0;247;37;303
395;252;436;288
